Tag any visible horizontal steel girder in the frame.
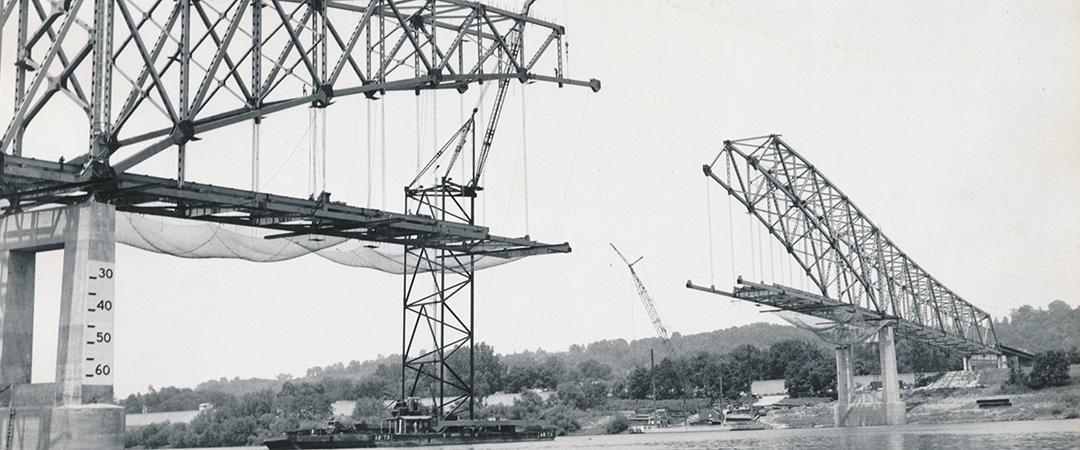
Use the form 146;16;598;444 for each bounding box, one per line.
686;279;999;355
0;154;570;256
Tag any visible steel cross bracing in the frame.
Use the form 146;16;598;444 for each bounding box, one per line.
0;0;599;174
689;135;998;355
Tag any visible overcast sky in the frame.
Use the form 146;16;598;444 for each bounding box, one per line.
13;1;1079;397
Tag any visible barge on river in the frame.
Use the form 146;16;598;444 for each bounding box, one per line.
265;398;555;449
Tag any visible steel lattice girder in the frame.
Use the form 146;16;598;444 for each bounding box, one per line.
0;153;571;255
0;0;600;170
699;135;997;354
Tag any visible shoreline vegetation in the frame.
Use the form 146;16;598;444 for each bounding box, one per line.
121;302;1078;448
758;365;1080;430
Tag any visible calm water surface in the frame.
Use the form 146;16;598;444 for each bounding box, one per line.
185;418;1080;450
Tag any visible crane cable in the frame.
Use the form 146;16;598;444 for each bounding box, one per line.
726;157;736;287
509;92;590;349
521;83;530;236
706;176;715;287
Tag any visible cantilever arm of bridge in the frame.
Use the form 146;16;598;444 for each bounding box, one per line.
689;135;999;356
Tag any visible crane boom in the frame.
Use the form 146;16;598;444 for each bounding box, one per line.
470;0;536;188
611;244;691;395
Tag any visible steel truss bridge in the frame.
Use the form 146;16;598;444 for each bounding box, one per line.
688;135;999;355
0;0;598;421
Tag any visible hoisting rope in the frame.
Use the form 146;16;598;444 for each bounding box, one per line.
262;113;314;190
706;176;715;287
367;100;374;206
521;83;530;236
415;93;422;174
381;98;386;209
748;211;757;282
726;156;737;285
309;107;316;196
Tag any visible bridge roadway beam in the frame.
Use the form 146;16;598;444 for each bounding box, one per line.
0;202;123;450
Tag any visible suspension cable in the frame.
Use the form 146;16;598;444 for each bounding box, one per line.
706;176;715;287
416;93;422;173
309;106;316;195
748;213;756;281
381;97;386;209
367;100;373;206
770;232;776;283
521;83;530;236
726;157;737;282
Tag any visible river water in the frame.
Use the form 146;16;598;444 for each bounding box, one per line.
182;418;1080;450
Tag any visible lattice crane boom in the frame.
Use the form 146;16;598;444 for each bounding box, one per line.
612;244;691;396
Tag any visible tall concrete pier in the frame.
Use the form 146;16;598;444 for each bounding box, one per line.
834;324;906;427
0;203;123;450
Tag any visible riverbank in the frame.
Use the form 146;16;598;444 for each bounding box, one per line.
758;366;1080;429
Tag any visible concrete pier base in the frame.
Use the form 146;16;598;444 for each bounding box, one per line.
877;326;906;426
48;405;124;450
0;203;123;450
834;325;906;427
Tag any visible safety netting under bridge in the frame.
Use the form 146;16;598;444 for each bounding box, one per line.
116;212;521;273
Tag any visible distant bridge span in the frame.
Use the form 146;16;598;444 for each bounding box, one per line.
688;135;998;355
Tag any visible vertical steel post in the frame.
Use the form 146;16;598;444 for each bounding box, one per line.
12;0;28;156
252;0;263;191
89;0;114;161
178;0;191;187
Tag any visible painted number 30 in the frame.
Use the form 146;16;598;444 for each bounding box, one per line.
98;268;113;279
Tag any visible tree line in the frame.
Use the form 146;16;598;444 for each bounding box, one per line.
122;306;1079;448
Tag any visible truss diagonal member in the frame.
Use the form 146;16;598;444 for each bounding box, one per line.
385;0;434;74
328;0;377;85
111;1;182;139
189;0;253;114
114;0;181;124
269;0;322;85
0;0;86;155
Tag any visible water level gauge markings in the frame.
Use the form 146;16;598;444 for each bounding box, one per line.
84;262;114;385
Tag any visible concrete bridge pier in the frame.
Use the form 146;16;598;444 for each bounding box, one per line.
0;203;123;450
833;345;853;427
877;325;906;425
834;325;906;427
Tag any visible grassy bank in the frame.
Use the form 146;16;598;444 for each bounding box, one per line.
758;366;1080;430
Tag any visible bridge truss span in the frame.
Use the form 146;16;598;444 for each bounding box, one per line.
1;0;599;174
693;135;998;354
